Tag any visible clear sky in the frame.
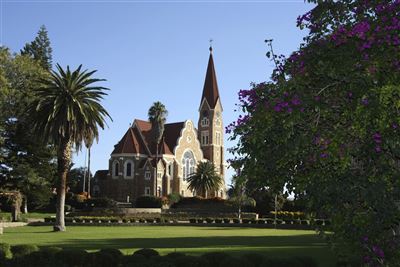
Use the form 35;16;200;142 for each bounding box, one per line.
1;0;313;185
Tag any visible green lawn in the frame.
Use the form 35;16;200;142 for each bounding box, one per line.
1;225;337;266
0;211;55;221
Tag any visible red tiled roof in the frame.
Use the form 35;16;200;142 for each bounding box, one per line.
200;50;221;109
111;127;147;154
120;119;185;156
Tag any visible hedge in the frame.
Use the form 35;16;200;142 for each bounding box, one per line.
0;244;322;267
135;196;162;208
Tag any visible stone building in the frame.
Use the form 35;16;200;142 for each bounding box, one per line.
92;47;226;202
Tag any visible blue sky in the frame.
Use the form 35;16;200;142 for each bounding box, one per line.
1;0;313;185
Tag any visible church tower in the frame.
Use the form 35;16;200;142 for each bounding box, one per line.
198;46;225;197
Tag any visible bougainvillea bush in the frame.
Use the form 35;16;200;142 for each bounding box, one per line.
228;0;400;265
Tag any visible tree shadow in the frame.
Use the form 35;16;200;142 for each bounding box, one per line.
45;235;327;251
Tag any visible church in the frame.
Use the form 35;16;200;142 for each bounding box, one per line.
92;47;226;202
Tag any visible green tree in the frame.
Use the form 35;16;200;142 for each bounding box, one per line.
21;25;52;71
29;64;111;231
0;47;56;212
228;1;400;264
187;161;222;198
67;166;91;194
148;101;168;196
227;177;255;219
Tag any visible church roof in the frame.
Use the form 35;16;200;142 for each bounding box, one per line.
94;170;108;180
200;47;221;109
111;127;147;154
113;119;185;156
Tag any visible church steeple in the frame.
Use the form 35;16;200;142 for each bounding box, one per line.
200;46;221;109
197;46;225;198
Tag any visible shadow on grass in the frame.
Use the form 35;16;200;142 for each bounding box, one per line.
47;235;327;251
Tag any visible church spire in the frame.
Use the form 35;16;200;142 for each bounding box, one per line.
200;46;220;109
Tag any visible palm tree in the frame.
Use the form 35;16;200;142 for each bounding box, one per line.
187;161;223;198
148;101;168;196
29;64;111;231
84;133;93;198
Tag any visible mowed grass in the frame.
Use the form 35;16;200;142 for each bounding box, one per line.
2;226;337;266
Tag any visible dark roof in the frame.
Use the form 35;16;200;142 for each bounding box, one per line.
139;119;185;155
94;170;108;180
200;49;221;109
163;122;185;153
111;127;147;154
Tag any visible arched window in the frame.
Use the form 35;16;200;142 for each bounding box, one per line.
112;161;119;178
182;150;195;181
124;160;134;179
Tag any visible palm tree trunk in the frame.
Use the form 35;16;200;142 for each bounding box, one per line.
82;148;87;193
87;147;91;198
155;143;158;196
54;138;72;232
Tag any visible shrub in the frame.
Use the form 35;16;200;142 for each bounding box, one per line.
201;252;231;267
233;218;240;224
135;196;162;208
265;218;274;224
133;248;159;259
165;252;186;259
215;218;222;223
219;255;254;267
11;244;39;258
56;249;89;266
92;248;123;267
205;218;214;223
22;247;62;267
241;253;265;267
99;248;123;258
242;219;250;224
41;246;63;254
301;220;309;225
0;243;12;260
223;218;230;223
172;255;208;267
125;254;148;267
146;218;155;223
167;193;182;206
86;197;117;209
197;218;204;223
294;256;318;267
257;219;265;224
161;196;169;206
189;218;197;223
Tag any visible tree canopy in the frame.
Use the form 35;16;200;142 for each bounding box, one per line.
29;64;111;231
187;161;223;197
228;0;400;265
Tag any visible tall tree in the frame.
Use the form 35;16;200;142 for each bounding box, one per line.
228;1;400;264
21;25;52;71
29;64;111;231
148;101;168;196
187;161;222;198
0;47;56;212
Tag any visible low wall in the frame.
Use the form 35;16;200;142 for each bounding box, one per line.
0;222;28;228
121;208;161;214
